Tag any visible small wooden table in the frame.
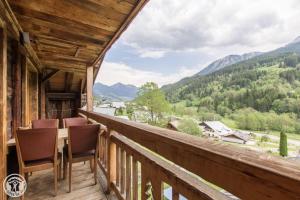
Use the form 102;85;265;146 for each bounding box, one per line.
7;128;68;147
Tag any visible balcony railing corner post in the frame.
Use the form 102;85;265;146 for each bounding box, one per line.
106;128;117;194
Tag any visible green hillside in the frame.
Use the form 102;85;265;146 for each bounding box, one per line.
163;52;300;134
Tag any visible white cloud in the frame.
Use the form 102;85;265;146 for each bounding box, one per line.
138;49;167;58
96;61;201;87
122;0;300;55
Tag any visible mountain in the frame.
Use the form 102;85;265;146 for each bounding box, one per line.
162;36;300;103
93;82;138;101
162;36;300;93
198;52;262;76
291;36;300;44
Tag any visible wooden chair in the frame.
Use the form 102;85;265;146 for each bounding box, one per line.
16;128;62;199
63;117;88;128
63;124;100;192
32;119;59;129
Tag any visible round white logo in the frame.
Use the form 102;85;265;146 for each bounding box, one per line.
3;174;27;197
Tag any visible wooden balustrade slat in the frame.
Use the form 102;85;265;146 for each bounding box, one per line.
120;149;126;194
111;132;229;200
80;109;300;200
132;158;139;200
126;153;132;200
141;166;149;200
116;146;120;187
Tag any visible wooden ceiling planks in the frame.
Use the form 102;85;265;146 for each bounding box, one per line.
7;0;148;92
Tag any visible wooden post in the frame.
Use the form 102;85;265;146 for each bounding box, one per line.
0;22;7;200
21;55;29;126
86;65;93;112
12;41;21;137
39;73;46;119
107;129;117;193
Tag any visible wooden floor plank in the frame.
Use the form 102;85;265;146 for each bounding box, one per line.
9;162;115;200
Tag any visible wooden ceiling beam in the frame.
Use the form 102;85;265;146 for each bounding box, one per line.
45;67;85;75
91;0;149;66
37;52;87;63
9;0;121;32
19;23;105;47
16;14;112;42
42;59;87;68
88;0;134;15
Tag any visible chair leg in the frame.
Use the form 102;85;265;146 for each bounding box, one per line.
94;157;97;185
58;163;61;180
90;159;93;172
63;157;67;180
68;162;72;193
54;166;58;196
25;173;29;182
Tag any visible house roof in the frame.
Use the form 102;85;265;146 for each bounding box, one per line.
111;102;126;108
201;121;232;136
222;132;250;142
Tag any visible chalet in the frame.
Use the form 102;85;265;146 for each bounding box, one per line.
111;101;126;109
167;120;180;131
200;121;232;137
0;1;299;200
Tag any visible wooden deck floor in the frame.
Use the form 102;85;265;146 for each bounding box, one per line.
14;163;116;200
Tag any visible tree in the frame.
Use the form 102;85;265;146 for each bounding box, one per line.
135;82;170;124
279;131;288;157
177;118;202;136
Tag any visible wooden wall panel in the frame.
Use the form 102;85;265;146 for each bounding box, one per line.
0;22;8;200
11;40;21;137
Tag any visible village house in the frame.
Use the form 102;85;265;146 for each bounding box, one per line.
200;121;251;144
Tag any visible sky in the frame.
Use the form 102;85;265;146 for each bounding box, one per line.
95;0;300;87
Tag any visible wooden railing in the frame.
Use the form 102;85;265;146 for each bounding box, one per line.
78;109;300;200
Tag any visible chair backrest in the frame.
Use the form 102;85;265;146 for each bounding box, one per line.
32;119;58;129
63;117;88;128
16;128;57;162
68;124;100;154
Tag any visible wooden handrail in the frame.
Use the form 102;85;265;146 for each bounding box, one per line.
111;132;230;200
79;109;300;200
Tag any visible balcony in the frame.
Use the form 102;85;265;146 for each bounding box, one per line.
1;0;300;200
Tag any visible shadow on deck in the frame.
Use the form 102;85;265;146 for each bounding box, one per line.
16;163;117;200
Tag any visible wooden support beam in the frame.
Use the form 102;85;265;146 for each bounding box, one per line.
86;65;93;111
42;68;59;82
0;22;7;200
38;73;46;119
74;47;81;57
11;40;22;138
64;72;74;92
21;55;29;126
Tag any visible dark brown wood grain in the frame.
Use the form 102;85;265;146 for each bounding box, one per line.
0;22;7;200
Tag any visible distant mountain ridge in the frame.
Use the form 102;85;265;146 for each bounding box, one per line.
162;35;300;93
198;52;262;76
93;82;138;101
